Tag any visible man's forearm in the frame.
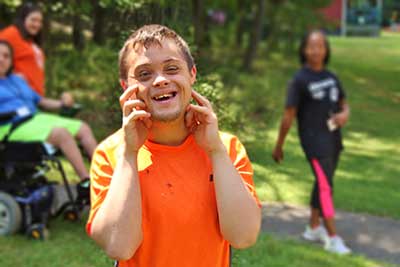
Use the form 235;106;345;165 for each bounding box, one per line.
91;152;143;260
210;148;261;249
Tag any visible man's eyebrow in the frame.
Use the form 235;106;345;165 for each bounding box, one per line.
134;63;151;69
134;58;182;68
163;58;183;64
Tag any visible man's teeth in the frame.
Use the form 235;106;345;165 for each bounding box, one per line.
154;93;174;100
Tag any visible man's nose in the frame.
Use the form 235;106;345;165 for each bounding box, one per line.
153;74;170;88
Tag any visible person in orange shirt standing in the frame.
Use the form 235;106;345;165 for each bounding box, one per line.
87;24;261;267
0;2;46;96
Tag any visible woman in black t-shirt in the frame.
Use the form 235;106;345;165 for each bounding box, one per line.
272;30;351;254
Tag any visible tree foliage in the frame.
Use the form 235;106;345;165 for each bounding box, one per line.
1;0;331;56
0;0;332;134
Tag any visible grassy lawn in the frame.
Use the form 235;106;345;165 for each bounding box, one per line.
0;219;112;267
233;233;393;267
0;219;390;267
1;34;398;266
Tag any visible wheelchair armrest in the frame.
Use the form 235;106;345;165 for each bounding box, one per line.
59;103;82;118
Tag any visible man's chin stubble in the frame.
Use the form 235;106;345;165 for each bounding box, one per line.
151;110;182;123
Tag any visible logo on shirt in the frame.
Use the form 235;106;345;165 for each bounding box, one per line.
308;78;336;101
330;87;339;102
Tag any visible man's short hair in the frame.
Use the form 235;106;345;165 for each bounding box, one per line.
119;24;195;80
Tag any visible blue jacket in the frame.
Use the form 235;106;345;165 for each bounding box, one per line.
0;74;42;125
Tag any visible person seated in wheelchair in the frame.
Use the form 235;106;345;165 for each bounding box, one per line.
0;40;97;183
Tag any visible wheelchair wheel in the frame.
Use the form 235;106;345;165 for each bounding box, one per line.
0;192;22;236
26;223;49;240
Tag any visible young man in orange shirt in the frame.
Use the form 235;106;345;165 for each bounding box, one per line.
87;24;261;267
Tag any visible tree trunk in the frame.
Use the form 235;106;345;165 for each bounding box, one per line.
265;10;278;54
73;15;84;51
265;1;286;55
236;1;247;47
192;0;206;51
0;5;13;28
41;9;51;54
242;0;265;71
72;0;85;51
92;0;105;45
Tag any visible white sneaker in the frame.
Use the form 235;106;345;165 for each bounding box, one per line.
324;236;352;255
302;225;329;243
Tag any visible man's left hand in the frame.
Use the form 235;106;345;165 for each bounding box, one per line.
185;90;224;155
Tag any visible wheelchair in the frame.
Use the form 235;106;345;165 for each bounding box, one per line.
0;111;89;240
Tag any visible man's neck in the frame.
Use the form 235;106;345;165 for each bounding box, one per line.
148;117;190;146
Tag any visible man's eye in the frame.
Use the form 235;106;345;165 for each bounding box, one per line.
166;66;179;72
139;71;151;78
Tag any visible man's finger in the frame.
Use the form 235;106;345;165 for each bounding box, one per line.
189;104;218;125
119;85;139;108
124;109;151;124
191;90;212;109
123;99;146;117
188;104;211;116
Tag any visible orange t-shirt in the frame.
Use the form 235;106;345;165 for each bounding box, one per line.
0;25;45;96
87;130;260;267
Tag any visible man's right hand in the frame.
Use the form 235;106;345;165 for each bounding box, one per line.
119;85;152;154
272;145;284;163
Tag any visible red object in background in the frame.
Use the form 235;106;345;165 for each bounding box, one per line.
321;0;343;24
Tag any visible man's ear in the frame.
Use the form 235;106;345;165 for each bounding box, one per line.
120;79;127;91
190;65;197;85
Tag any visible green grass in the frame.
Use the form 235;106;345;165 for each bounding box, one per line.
245;33;400;219
0;222;389;267
0;226;389;267
233;233;392;267
0;218;113;267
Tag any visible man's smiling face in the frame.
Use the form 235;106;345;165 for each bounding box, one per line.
125;38;196;123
